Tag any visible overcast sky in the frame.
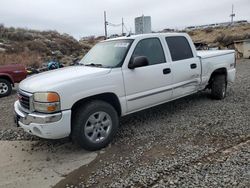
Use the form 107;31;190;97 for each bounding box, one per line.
0;0;249;39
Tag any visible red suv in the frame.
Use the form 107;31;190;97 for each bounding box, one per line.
0;64;27;97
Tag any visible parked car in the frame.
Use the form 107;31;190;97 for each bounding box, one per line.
14;33;236;150
0;64;27;97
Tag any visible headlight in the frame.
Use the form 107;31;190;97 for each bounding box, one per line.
33;92;60;113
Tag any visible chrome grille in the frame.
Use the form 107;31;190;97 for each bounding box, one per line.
18;91;30;110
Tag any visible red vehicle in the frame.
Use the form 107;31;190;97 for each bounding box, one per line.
0;64;27;97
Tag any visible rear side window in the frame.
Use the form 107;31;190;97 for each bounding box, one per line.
165;36;193;61
132;38;166;65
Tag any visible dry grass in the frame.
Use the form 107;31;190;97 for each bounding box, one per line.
188;24;250;45
0;25;88;67
0;51;43;68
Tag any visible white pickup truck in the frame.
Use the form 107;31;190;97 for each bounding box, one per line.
14;33;236;150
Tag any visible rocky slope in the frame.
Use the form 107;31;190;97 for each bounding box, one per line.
187;23;250;47
0;24;93;67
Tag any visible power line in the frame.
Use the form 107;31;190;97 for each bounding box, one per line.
104;11;130;37
107;22;122;27
123;24;130;33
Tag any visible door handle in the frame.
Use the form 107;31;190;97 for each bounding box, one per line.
163;68;171;74
190;63;197;69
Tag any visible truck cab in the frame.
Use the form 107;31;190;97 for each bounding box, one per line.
14;33;236;150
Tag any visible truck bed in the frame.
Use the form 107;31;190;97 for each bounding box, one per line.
197;50;236;89
197;50;235;59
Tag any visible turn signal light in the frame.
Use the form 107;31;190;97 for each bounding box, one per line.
47;93;60;102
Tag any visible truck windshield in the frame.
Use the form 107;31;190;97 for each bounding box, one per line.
79;39;133;68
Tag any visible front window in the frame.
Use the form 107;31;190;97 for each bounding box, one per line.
80;39;133;68
131;38;166;65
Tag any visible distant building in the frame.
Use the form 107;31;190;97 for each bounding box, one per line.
135;16;151;35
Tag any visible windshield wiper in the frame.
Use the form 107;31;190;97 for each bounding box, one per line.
84;63;103;67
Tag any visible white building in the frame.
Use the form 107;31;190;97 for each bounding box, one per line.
135;16;151;35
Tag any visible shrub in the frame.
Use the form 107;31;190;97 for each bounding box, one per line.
0;51;42;68
214;33;225;43
26;40;49;53
188;31;194;36
204;27;213;33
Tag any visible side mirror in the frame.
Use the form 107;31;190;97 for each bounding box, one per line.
128;56;149;69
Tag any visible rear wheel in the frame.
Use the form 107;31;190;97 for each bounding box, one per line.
211;74;227;100
72;100;119;151
0;79;12;97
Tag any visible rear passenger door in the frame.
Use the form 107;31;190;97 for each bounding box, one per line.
123;37;173;113
165;36;201;98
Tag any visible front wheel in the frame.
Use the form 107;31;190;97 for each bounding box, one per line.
72;100;119;151
0;78;12;98
211;74;227;100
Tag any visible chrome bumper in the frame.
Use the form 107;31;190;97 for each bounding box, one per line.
14;101;62;125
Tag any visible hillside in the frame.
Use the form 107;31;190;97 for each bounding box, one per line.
0;23;250;68
0;25;93;67
186;23;250;47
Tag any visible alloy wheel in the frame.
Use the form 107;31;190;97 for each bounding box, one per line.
0;82;8;94
84;111;112;143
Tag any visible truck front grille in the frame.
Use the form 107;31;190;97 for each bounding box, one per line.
18;91;30;110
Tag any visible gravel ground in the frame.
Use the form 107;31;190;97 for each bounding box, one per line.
55;59;250;188
0;87;38;141
0;59;249;188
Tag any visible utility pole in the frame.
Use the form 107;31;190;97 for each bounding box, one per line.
230;4;235;24
104;11;108;39
122;17;124;36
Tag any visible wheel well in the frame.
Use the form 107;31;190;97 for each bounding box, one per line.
207;68;227;88
71;93;122;117
0;75;14;86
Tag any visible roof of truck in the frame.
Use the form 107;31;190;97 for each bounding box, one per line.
106;32;189;41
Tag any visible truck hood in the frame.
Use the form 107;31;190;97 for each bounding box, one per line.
19;66;111;93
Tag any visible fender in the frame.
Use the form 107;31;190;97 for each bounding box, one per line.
0;73;14;85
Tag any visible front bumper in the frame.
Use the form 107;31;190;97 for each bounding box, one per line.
14;101;71;139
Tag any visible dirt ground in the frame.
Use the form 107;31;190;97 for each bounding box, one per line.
0;141;97;188
0;59;249;188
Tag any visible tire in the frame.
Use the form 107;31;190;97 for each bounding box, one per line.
0;78;12;98
72;100;119;151
211;74;227;100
